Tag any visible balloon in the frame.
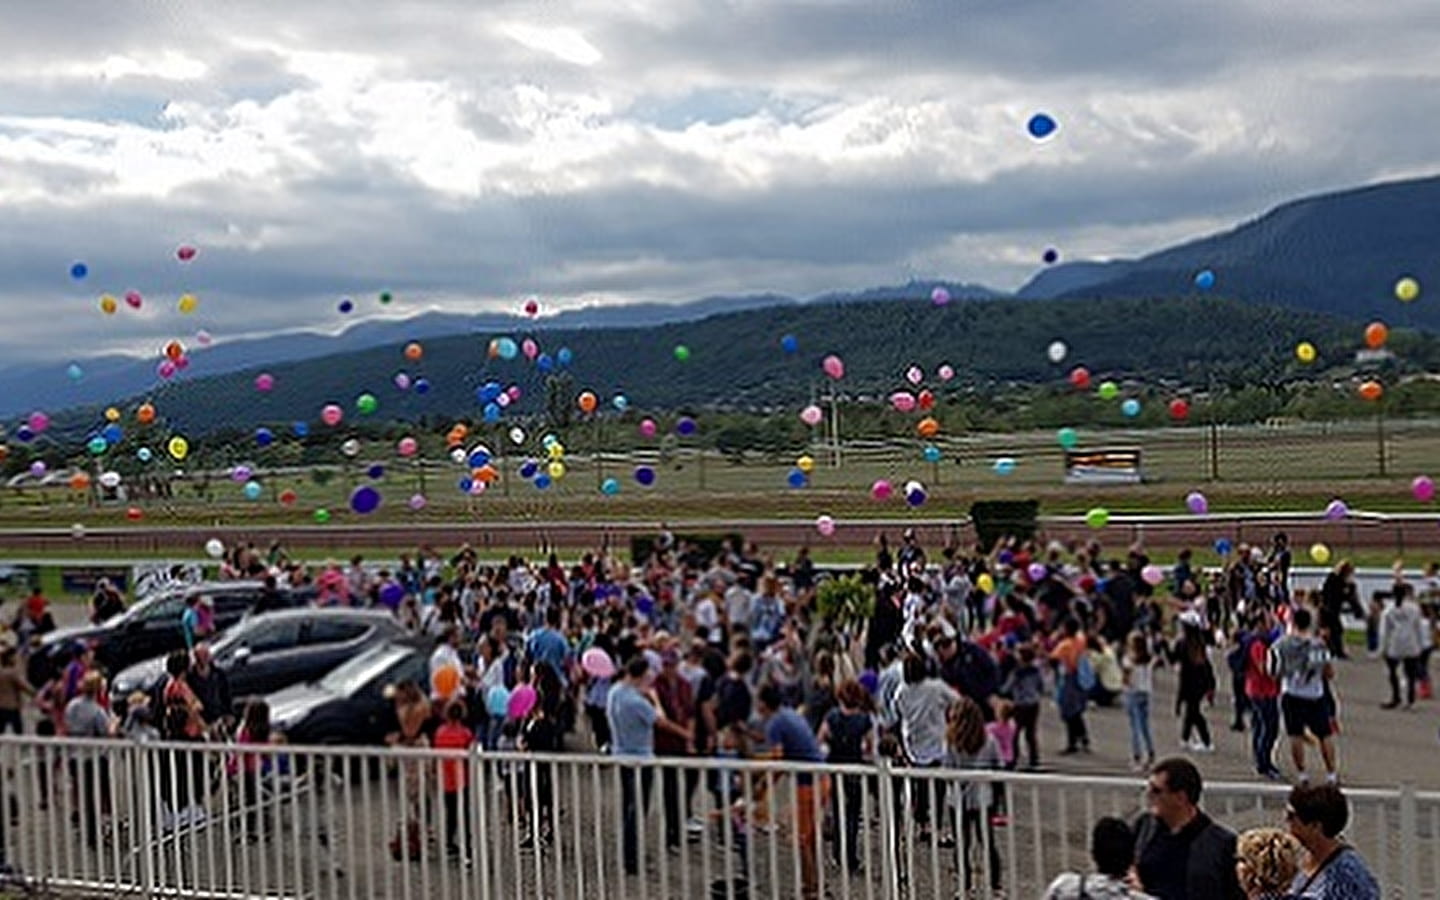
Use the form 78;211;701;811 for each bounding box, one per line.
1214;538;1233;556
1295;342;1317;364
522;338;539;359
176;245;197;262
243;480;263;501
780;334;799;354
600;477;620;496
204;539;224;559
174;355;190;371
509;427;526;445
1085;507;1111;529
404;342;423;362
70;261;88;280
228;464;252;483
195;330;212;346
28;461;46;479
167;436;189;461
407;493;427;511
337;299;353;314
13;426;32;444
103;407;121;423
507;684;538;720
546;440;565;459
413;378;430;395
482;402;501;424
292;421;310;438
486;686;511;718
341;439;360;458
1026;562;1047;583
1413;476;1435;503
676;417;697;437
904;481;927;507
136;403;156;425
822;355;845;380
1358;380;1383;402
871;479;892;501
254;373;275;393
279;489;297;505
931;286;950;306
1026;112;1057;139
1097;381;1119;400
903;366;923;386
1364;322;1388;349
1141;564;1164;587
1169;398;1190;421
379;291;393;305
496;337;519;360
795;454;815;474
507;385;522;401
1324;499;1348;521
816;515;836;537
673;345;690;362
976;573;995;594
1194;269;1216;290
1309;543;1331;565
67;363;83;382
87;436;108;455
1121;398;1141;418
536;353;555;373
101;423;122;444
432;665;461;699
457;476;474;494
27;411;50;434
612;394;629;411
99;294;117;315
916;417;939;438
467;445;492;468
177;294;198;315
547;460;566;480
786;469;807;488
923;445;942;463
349;485;381;515
321;404;343;426
993;457;1016;475
1396;277;1420;303
1043;341;1070;366
136;447;152;463
1043;248;1059;265
125;507;143;521
581;648;616;679
577;391;598;414
389;371;411;392
68;472;90;491
99;471;120;489
255;427;274;447
126;291;144;310
156;360;176;380
937;364;955;381
555;346;573;368
891;392;917;413
164;340;185;362
355;393;378;416
634;465;656;486
1068;367;1091;390
1185;491;1209;515
800;405;823;426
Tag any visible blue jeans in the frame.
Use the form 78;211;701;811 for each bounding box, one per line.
1125;691;1154;760
1250;696;1280;773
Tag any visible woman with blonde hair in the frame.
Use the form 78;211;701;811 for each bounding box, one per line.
1235;827;1303;899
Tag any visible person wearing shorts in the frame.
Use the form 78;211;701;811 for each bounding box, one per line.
1271;608;1338;784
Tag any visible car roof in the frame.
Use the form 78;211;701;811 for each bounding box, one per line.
242;607;396;625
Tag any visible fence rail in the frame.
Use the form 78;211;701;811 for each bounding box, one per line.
0;736;1432;899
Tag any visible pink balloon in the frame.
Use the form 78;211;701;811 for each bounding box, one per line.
822;354;845;380
639;418;657;438
890;392;917;413
469;479;487;496
931;287;950;306
408;493;428;511
321;404;343;427
176;245;197;262
1141;564;1164;586
522;338;539;360
156;360;176;379
905;366;923;385
195;330;213;346
937;364;955;382
816;515;836;537
397;437;419;457
870;479;893;501
799;405;823;426
1414;476;1436;503
254;373;275;392
507;684;537;720
506;385;522;401
394;372;412;390
124;291;143;309
26;411;50;433
581;648;616;679
496;393;511;408
174;355;190;370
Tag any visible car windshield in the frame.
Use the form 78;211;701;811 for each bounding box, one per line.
317;644;410;696
109;590;183;627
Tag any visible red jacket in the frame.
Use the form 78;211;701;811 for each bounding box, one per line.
1244;637;1280;700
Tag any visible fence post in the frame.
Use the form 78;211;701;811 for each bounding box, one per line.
877;759;899;900
1401;782;1419;899
134;743;156;900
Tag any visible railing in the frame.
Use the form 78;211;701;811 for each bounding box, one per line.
0;735;1431;899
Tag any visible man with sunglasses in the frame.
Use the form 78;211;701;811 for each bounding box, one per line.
1133;757;1243;899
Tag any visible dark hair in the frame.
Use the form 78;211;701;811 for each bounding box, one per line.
702;649;727;680
756;683;782;712
1151;757;1203;805
165;649;190;678
902;653;929;685
445;700;466;723
625;656;649;680
546;606;562;627
1292;607;1313;631
1288;784;1349;838
1091;816;1137;878
242;699;271;744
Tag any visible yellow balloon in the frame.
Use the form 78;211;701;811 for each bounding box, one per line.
1309;542;1331;565
796;455;815;474
99;294;117;315
976;573;995;593
547;442;565;459
1396;277;1420;303
167;436;189;461
547;460;566;479
177;293;198;314
104;407;121;423
1295;342;1317;364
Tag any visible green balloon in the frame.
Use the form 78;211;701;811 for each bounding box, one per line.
673;345;690;362
1057;427;1079;450
1085;507;1111;529
87;437;108;455
379;291;393;304
356;393;378;415
1097;381;1119;400
313;508;331;524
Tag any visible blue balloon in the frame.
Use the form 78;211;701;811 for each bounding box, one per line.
1214;538;1233;556
536;353;554;373
780;334;799;354
14;425;33;443
477;381;502;403
786;469;807;489
1043;248;1059;265
468;448;491;468
1026;113;1057;139
458;477;474;493
292;421;310;438
413;378;430;395
1121;398;1141;418
338;299;354;314
556;347;573;368
136;447;152;463
600;477;620;496
993;457;1016;476
519;460;538;479
483;402;501;423
534;473;552;490
349;485;381;514
67;364;83;382
612;394;628;411
1194;269;1216;290
243;480;263;501
255;427;274;447
496;337;518;360
922;445;942;463
634;465;656;486
101;424;123;444
906;487;928;507
69;262;88;280
676;416;697;437
486;686;511;718
367;464;385;480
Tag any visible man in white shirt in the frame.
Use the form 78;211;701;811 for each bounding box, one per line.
693;590;721;645
892;653;958;842
1270;608;1337;784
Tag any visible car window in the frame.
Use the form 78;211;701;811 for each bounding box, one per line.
213;592;261;616
379;655;428;693
304;619;369;645
140;596;185;624
319;645;409;694
247;619;305;653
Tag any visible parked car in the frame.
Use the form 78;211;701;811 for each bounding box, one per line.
268;639;435;747
109;607;405;716
37;581;314;683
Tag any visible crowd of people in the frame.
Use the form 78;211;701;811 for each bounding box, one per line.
0;526;1424;898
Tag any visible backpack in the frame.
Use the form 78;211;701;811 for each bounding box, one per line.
1076;654;1097;693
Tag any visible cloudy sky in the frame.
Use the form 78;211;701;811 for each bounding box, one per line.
2;0;1439;362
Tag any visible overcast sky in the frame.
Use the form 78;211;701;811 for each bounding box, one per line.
3;0;1439;363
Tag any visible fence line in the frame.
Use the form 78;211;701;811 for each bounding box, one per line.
0;736;1431;899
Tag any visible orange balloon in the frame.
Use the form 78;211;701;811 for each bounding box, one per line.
1358;380;1383;402
474;464;498;484
487;339;501;359
916;417;940;439
70;472;91;491
1364;322;1388;349
164;340;185;362
432;665;461;698
404;342;423;362
136;403;156;425
577;391;597;414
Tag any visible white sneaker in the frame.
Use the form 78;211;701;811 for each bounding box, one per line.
685;817;704;835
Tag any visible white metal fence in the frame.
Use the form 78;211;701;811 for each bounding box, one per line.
1;735;1433;899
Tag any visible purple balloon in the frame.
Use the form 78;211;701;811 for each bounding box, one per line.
350;485;381;515
379;582;405;608
676;417;697;437
1185;491;1209;515
408;493;427;511
1026;562;1047;582
230;465;252;483
1324;499;1348;521
394;372;412;391
997;550;1014;566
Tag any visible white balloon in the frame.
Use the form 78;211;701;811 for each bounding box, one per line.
98;471;121;489
341;438;361;458
509;427;526;445
1047;341;1068;364
204;538;225;559
903;480;924;496
71;523;86;540
449;447;467;465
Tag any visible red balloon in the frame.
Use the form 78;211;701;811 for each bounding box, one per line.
1168;398;1190;421
125;506;143;521
1068;367;1092;390
279;489;298;506
917;389;935;411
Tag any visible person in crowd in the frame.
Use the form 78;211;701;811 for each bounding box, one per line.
1284;784;1379;899
1122;630;1158;771
1134;757;1243;900
754;683;823;899
1244;609;1285;780
816;677;874;874
944;695;1003;892
1001;642;1044;769
1050;616;1091;754
63;671;116;847
90;579;125;624
1235;828;1303;900
1317;562;1359;660
607;655;687;876
0;644;34;734
384;681;432;831
1269;608;1338;784
893;652;959;844
652;646;695;853
1379;583;1426;709
1172;617;1216;753
432;700;474;860
187;643;233;732
233;699;272;838
1044;816;1157;899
